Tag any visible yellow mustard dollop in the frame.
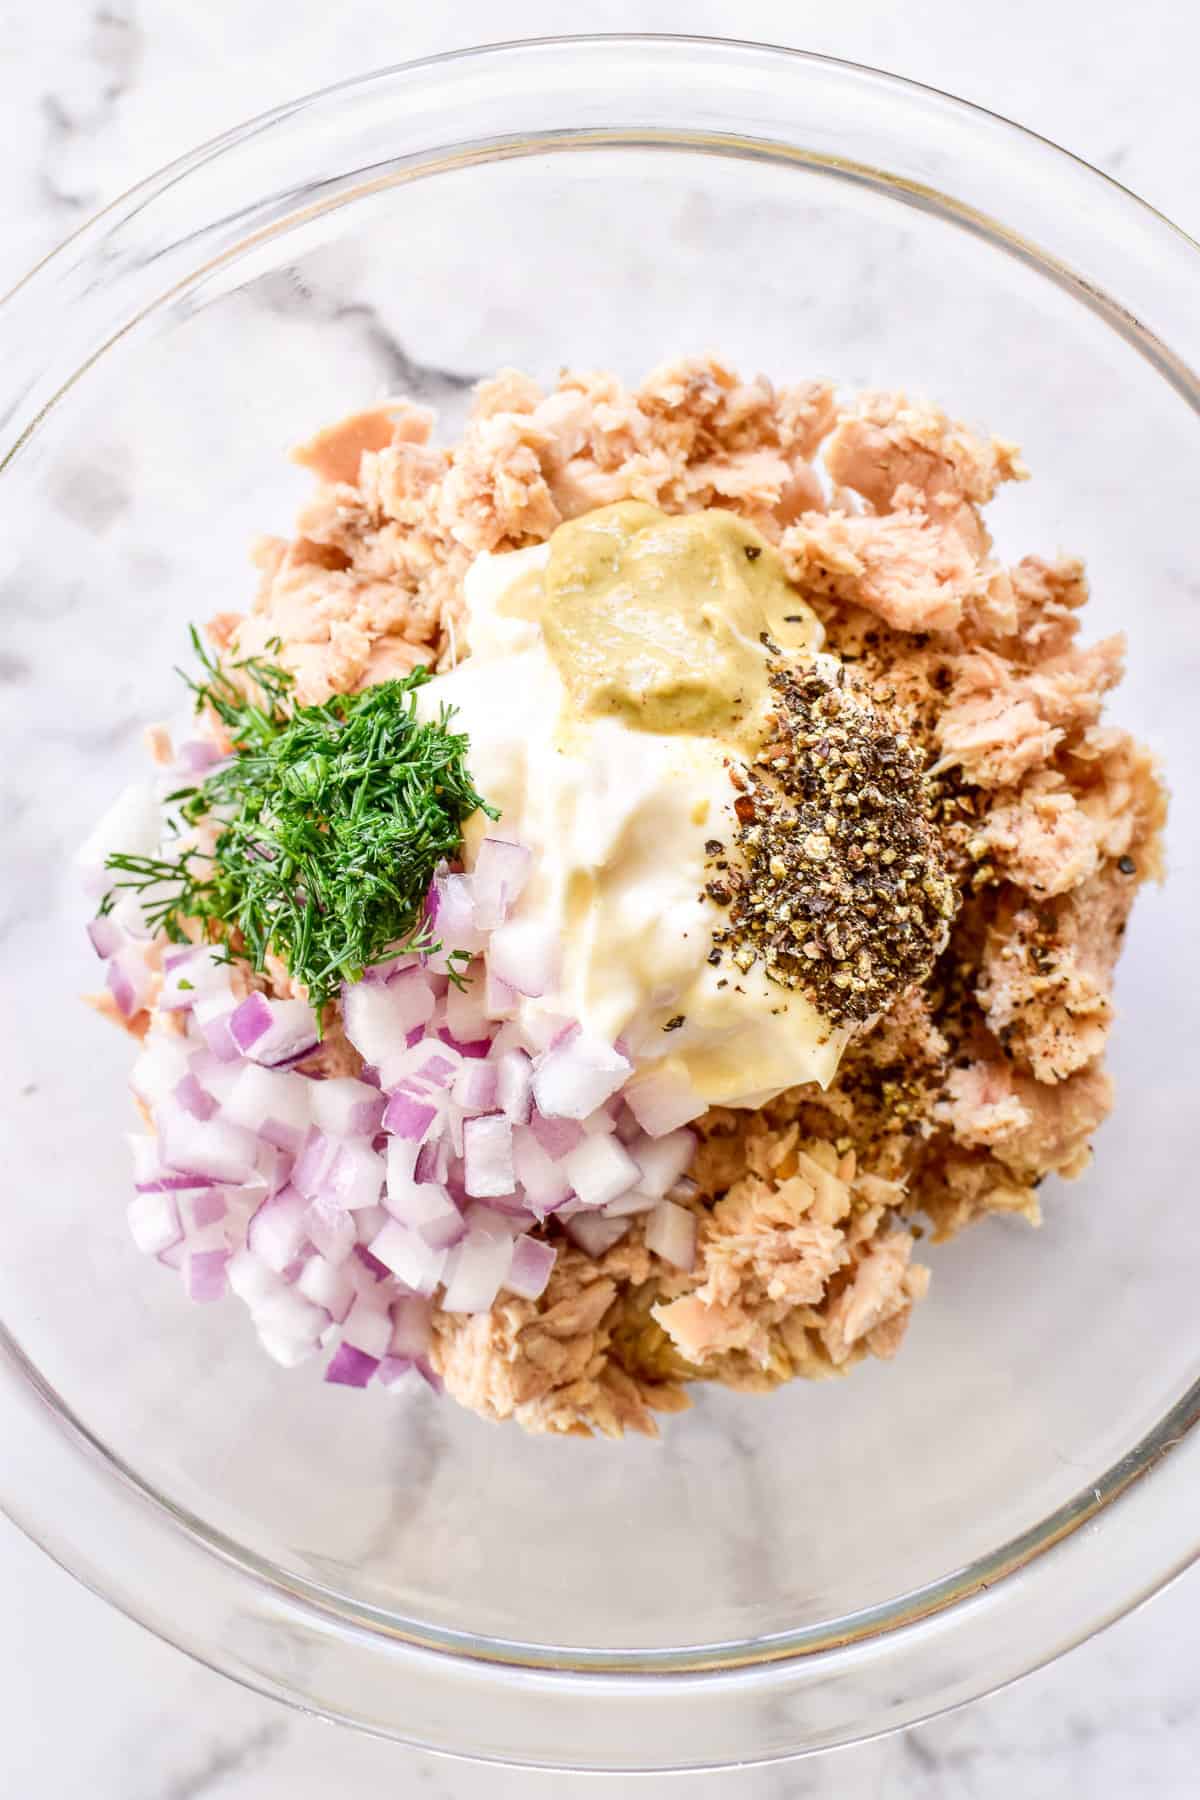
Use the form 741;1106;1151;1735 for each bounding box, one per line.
497;501;821;749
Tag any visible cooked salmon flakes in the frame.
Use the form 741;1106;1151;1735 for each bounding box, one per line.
213;357;1165;1437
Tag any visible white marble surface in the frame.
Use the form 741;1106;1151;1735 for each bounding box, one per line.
3;1;1199;1794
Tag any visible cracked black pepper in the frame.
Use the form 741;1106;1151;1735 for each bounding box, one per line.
705;658;959;1025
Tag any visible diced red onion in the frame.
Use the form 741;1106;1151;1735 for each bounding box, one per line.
601;1187;659;1218
340;1296;394;1358
613;1103;642;1145
181;1215;228;1255
368;1221;447;1295
470;837;532;931
246;1186;309;1272
437;1027;491;1060
106;947;154;1019
531;1030;631;1120
528;1109;585;1159
128;1130;166;1185
353;1203;390;1244
376;1354;415;1389
177;737;223;774
279;1247;315;1285
669;1176;700;1203
453;1059;498;1114
173;1072;217;1122
511;1127;572;1218
463;1113;515;1199
463;1202;525;1237
253;1140;293;1199
386;1134;419;1190
158;1103;259;1185
429;872;486;960
253;1285;327;1343
631;1128;698;1200
443;976;493;1047
521;1012;576;1054
384;1175;465;1249
449;1100;469;1164
228;990;272;1050
484;968;518;1021
310;1076;385;1139
177;1187;227;1233
644;1199;698;1271
390;1294;433;1358
130;1037;191;1109
136;1173;216;1195
186;1050;240;1106
351;1242;391;1282
443;1155;468;1208
375;1038;437;1092
107;895;154;945
231;993;319;1068
496;1049;533;1124
382;1089;439;1142
382;1353;442;1393
159;972;197;1015
359;951;411;985
326;1141;385;1212
127;1190;182;1256
221;1062;312;1149
415;1137;449;1187
505;1233;556;1300
226;1174;270;1218
186;1247;229;1302
486;1021;523;1058
292;1129;340;1198
227;1247;283;1308
258;1330;319;1368
324;1343;378;1387
623;1063;707;1138
440;1227;514;1314
159;950;232;1013
487;917;558;999
304;1196;356;1266
413;1049;460;1089
582;1103;618;1137
104;794;724;1395
562;1133;640;1209
197;1004;240;1063
564;1213;630;1258
343;970;436;1065
466;1193;536;1225
297;1254;355;1323
256;1115;301;1156
87;916;123;959
77;780;161;895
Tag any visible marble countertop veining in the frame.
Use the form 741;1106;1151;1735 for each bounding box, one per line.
3;2;1199;1795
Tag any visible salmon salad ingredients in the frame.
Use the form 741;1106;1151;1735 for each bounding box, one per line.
81;354;1166;1438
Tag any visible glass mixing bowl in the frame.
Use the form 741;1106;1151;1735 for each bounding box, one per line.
1;35;1198;1773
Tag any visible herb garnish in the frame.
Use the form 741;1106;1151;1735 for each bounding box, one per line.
100;630;495;1015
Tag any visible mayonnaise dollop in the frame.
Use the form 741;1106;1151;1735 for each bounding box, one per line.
417;535;853;1108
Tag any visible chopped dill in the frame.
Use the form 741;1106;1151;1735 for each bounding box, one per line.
99;629;496;1015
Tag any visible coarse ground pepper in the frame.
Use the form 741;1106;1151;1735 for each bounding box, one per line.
705;656;959;1024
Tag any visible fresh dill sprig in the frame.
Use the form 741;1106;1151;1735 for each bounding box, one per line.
99;633;496;1015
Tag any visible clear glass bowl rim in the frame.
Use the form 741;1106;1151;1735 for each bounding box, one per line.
1;33;1198;1772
